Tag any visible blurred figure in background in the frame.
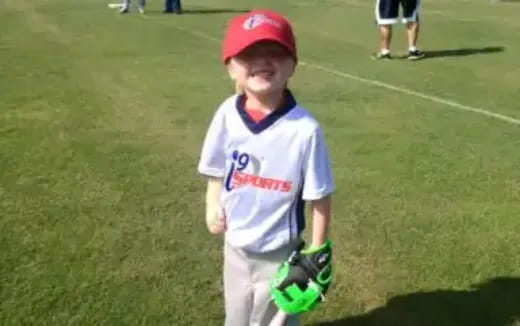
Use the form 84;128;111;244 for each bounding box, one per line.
164;0;182;14
373;0;425;60
120;0;146;14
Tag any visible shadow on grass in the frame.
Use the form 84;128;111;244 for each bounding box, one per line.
424;46;505;59
314;277;520;326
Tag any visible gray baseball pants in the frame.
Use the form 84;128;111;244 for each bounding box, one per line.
223;241;301;326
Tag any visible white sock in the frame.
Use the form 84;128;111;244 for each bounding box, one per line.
409;46;417;52
381;48;390;55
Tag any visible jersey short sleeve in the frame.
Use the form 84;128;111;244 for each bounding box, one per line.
198;108;227;178
301;126;335;200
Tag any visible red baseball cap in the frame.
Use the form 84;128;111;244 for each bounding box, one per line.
221;9;297;63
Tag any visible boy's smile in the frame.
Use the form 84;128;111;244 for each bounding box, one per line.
250;67;275;79
248;63;277;89
227;41;296;95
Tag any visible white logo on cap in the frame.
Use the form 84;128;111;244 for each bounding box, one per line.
243;14;281;30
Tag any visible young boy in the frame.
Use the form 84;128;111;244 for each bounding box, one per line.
197;9;335;326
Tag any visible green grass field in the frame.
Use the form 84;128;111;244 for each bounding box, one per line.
1;0;519;325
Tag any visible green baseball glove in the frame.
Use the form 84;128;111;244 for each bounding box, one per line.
270;239;333;314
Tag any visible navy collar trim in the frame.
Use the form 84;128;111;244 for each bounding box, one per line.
235;90;297;134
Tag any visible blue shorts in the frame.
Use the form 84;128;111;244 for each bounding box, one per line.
375;0;420;25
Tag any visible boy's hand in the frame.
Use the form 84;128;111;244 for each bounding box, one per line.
207;208;226;234
205;177;225;234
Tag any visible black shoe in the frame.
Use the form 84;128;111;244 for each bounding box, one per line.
372;52;392;60
119;6;130;13
407;50;425;60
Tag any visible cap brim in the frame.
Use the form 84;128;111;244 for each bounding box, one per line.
224;37;296;63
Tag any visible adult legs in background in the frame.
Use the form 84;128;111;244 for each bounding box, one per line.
119;0;145;13
373;0;398;59
377;24;393;58
164;0;182;14
137;0;145;13
120;0;130;13
402;0;425;59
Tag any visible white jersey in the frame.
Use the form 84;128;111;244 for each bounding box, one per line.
198;91;334;253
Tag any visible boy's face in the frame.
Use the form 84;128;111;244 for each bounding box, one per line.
227;41;296;95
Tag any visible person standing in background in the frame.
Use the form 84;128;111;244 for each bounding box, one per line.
164;0;182;14
119;0;145;14
373;0;425;60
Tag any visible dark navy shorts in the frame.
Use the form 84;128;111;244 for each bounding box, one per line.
375;0;420;25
